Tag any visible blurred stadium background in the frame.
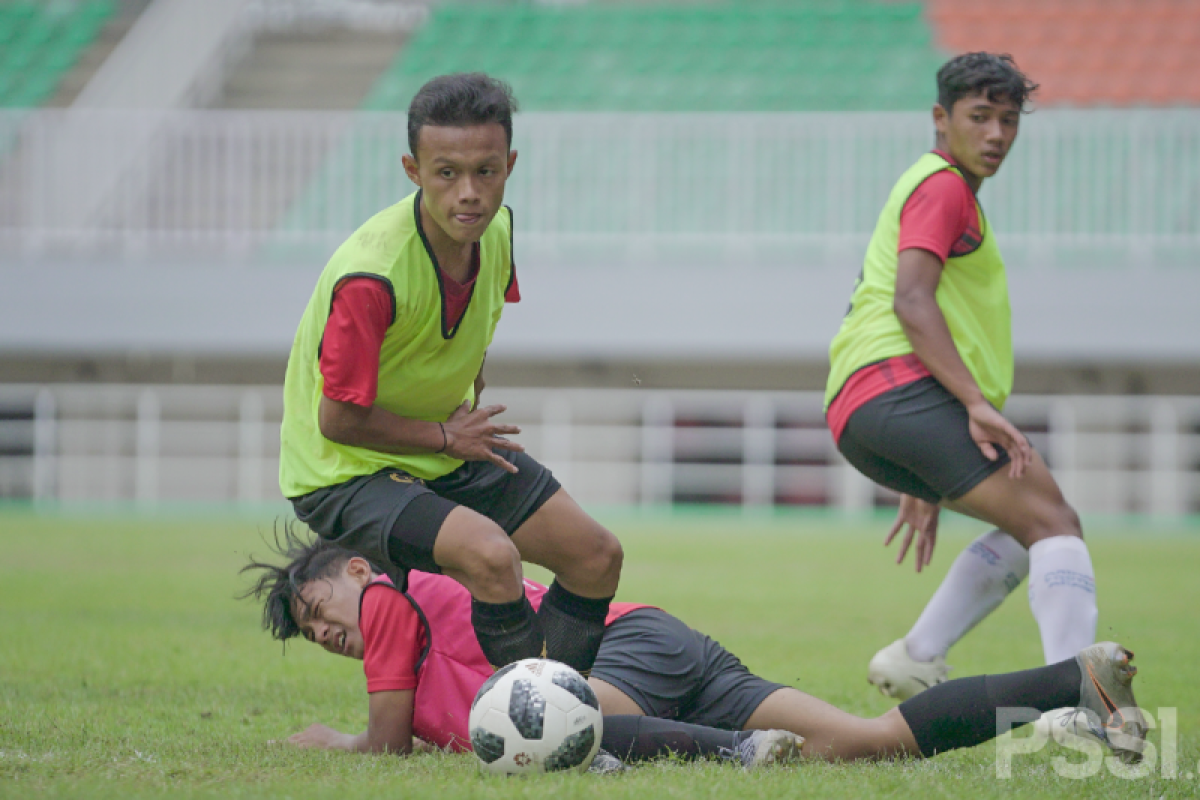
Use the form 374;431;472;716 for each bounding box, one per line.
0;0;1197;516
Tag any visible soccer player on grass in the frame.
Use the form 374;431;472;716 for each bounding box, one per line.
241;532;1147;767
279;73;622;677
824;54;1104;699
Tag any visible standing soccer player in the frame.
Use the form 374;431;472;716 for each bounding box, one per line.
279;73;623;675
825;54;1101;697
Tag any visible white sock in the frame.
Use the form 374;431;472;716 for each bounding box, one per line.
904;529;1029;662
1028;536;1098;664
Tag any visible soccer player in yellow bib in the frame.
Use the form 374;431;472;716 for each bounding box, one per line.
279;74;623;676
825;54;1104;699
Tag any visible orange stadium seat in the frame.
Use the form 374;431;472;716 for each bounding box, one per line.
925;0;1200;108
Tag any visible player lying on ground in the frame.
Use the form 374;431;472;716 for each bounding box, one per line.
242;530;1148;766
824;52;1104;698
278;72;622;677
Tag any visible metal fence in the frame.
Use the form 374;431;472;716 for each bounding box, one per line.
1;108;1197;268
2;384;1197;516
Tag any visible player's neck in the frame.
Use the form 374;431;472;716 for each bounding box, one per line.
419;201;477;282
933;140;984;194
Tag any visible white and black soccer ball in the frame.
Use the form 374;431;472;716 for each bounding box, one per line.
468;658;603;775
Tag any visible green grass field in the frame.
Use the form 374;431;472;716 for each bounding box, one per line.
2;508;1199;798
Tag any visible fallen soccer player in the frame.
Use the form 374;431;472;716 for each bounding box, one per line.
242;529;1148;769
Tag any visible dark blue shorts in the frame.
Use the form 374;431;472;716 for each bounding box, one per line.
591;608;786;731
290;449;559;578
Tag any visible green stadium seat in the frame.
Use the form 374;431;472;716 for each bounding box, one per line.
273;1;949;245
0;0;112;108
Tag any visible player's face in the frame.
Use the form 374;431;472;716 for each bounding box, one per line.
292;558;372;660
403;123;517;245
935;91;1020;187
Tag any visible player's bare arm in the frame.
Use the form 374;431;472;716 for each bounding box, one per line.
287;690;416;755
318;396;524;474
893;246;1032;478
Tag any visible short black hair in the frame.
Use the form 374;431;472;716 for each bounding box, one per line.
239;521;371;642
936;52;1039;114
407;72;518;157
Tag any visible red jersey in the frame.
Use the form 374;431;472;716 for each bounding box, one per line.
320;247;521;407
357;572;648;751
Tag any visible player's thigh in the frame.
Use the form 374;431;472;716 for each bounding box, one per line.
429;449;560;534
845;377;1009;503
743;688;917;761
509;488;623;594
291;468;444;576
430;505;525;603
588;678;646;717
837;421;942;504
945;449;1081;546
588;609;706;720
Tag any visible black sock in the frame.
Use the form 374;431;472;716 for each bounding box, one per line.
600;715;747;763
898;658;1083;757
537;581;611;676
470;596;544;669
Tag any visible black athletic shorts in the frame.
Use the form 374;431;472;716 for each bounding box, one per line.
590;608;786;731
289;448;560;579
837;376;1010;504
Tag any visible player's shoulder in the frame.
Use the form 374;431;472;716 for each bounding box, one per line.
486;204;515;243
360;575;412;625
912;168;972;202
341;193;421;260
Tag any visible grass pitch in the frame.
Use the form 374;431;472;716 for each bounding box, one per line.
2;508;1198;798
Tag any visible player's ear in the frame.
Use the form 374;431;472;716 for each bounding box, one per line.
932;103;949;136
402;153;421;186
506;149;518;176
345;556;373;586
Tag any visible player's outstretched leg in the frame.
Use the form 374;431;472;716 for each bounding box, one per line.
601;716;802;770
510;489;623;675
897;642;1146;763
869;528;1029;699
749;643;1146;764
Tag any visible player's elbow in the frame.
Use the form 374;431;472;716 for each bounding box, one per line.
317;396;368;445
893;287;933;331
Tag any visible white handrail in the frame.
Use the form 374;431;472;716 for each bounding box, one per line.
1;384;1196;517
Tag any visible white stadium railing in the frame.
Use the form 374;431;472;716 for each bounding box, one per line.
0;384;1197;517
0;108;1197;268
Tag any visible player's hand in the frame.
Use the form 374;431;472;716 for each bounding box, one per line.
442;401;524;474
966;401;1033;480
885;494;940;573
287;723;354;751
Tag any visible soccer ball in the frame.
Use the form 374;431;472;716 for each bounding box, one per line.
468;658;604;774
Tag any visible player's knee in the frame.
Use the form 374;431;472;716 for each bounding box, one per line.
585;527;624;583
1024;501;1083;544
457;529;523;601
562;525;624;589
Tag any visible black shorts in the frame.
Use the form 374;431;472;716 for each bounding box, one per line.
290;449;560;578
590;608;786;731
837;376;1009;504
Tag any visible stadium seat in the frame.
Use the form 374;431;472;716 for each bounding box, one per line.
0;0;113;108
362;3;945;114
927;0;1200;108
